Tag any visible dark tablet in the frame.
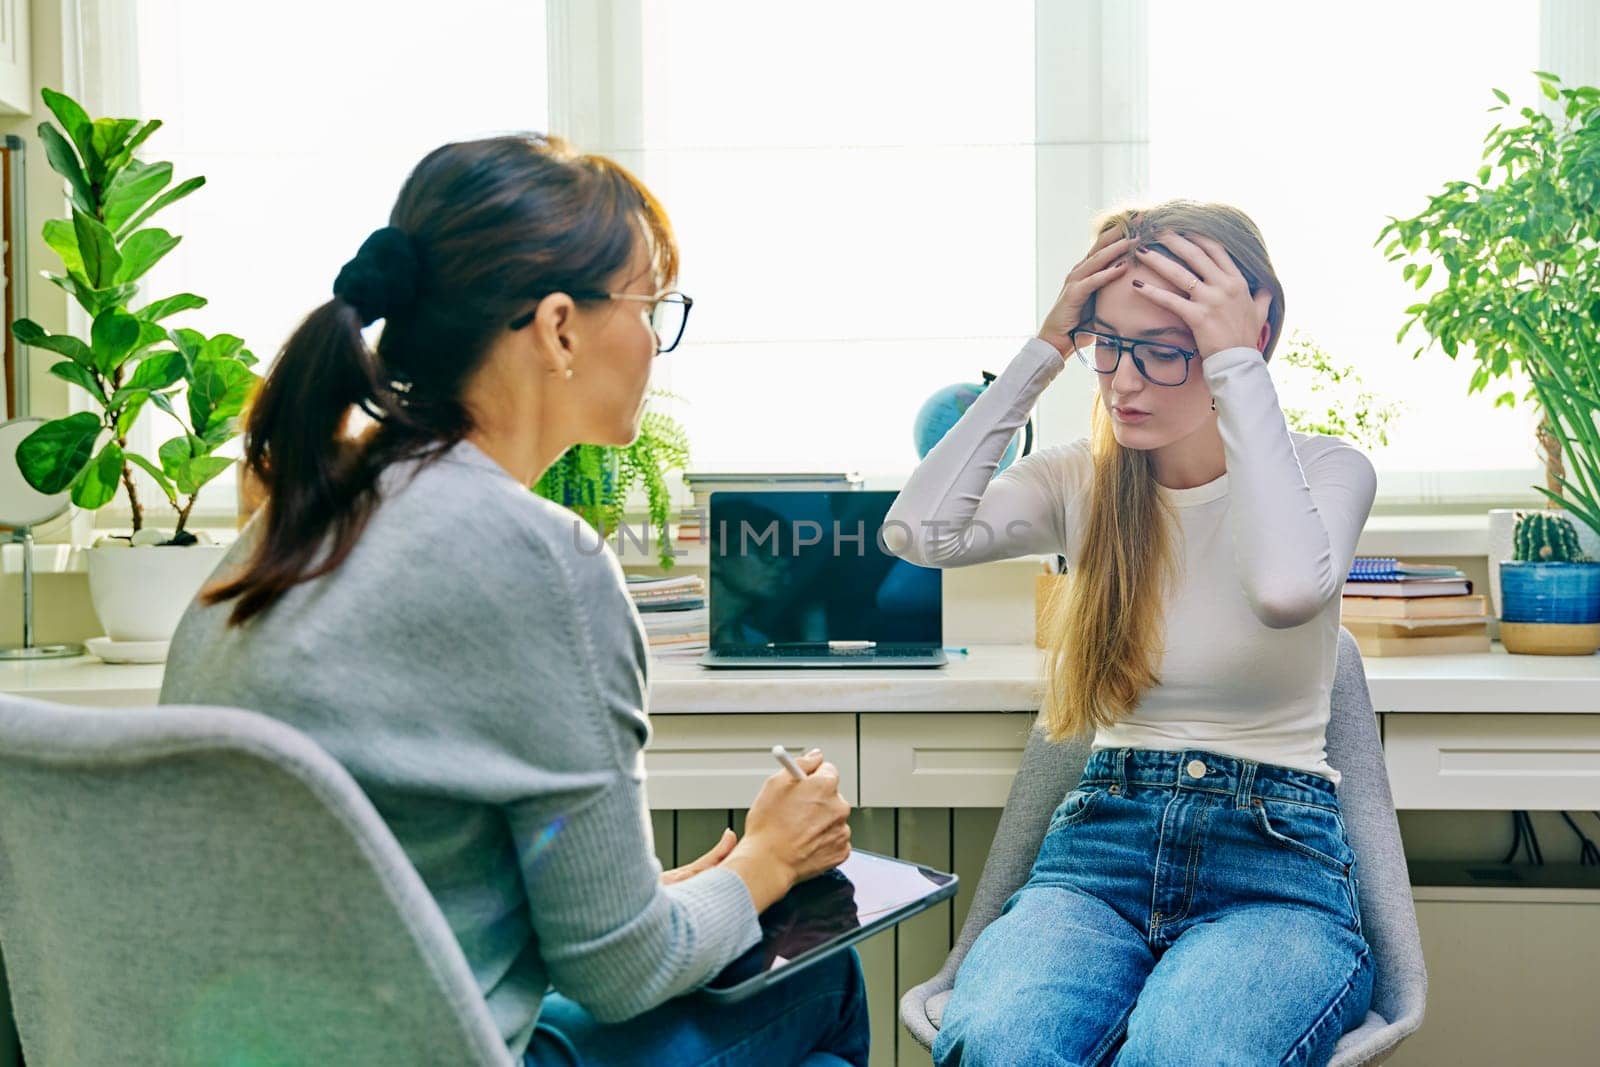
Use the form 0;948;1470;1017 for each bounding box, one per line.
699;848;958;1003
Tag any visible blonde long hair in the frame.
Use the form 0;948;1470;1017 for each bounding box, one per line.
1039;200;1286;742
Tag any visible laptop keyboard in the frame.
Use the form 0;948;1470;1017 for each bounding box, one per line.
726;647;939;658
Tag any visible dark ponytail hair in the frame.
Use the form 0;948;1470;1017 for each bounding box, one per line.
205;134;677;625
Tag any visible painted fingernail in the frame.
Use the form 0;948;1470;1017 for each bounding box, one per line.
1132;279;1145;288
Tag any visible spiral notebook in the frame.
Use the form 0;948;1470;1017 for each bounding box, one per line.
1347;557;1465;581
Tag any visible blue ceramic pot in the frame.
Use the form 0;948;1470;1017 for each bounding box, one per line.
1499;560;1600;624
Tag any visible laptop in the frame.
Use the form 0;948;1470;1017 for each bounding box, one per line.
698;490;948;669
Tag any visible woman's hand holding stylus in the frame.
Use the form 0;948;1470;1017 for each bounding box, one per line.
722;748;853;912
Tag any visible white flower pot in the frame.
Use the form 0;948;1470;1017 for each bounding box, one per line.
1487;507;1600;617
86;544;229;645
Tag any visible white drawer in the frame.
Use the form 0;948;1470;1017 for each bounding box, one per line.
1385;714;1600;810
859;712;1035;807
643;713;857;809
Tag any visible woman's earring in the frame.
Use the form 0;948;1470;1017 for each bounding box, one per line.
1210;398;1216;412
565;368;574;380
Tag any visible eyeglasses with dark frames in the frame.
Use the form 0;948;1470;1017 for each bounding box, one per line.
509;289;695;353
1069;325;1198;387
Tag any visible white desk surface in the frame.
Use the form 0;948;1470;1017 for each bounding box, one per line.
1;643;1596;714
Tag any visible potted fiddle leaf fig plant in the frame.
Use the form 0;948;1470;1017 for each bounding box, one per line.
1376;71;1600;613
534;393;691;569
10;88;260;653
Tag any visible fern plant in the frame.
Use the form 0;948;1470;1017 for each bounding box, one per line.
533;392;690;568
535;443;613;527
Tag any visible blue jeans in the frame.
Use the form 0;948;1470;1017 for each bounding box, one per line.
524;945;870;1067
935;747;1373;1067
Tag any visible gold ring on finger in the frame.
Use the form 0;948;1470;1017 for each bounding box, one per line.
1186;276;1199;293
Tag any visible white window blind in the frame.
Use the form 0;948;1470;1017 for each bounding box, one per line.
120;0;549;524
1147;0;1546;505
110;0;1554;514
636;0;1037;482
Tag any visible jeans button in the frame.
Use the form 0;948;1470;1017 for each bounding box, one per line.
1186;759;1207;779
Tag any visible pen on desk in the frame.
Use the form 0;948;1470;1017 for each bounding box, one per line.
772;744;806;781
943;646;969;655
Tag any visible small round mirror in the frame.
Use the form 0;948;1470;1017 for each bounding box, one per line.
0;417;72;528
0;416;84;660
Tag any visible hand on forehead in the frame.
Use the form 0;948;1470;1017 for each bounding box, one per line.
1090;258;1195;342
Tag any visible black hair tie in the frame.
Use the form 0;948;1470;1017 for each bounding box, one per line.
333;226;420;327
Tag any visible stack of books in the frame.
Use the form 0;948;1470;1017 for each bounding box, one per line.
678;471;864;542
1341;557;1490;656
627;574;708;659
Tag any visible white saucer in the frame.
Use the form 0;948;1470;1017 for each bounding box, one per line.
86;635;170;664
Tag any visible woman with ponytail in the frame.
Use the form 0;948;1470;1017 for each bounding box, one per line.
885;202;1378;1066
162;136;867;1066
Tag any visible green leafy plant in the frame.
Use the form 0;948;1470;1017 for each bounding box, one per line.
1513;324;1600;544
1376;70;1600;498
533;392;692;568
11;88;259;542
1277;330;1403;451
1512;509;1591;562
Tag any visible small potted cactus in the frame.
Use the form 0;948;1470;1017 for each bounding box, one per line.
1498;511;1600;655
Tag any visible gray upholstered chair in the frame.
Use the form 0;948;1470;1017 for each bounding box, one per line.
1;944;16;1067
0;696;514;1067
901;627;1427;1065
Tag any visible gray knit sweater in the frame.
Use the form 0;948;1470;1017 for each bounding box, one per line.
161;439;761;1058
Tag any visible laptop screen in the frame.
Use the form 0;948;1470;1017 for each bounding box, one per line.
708;490;942;649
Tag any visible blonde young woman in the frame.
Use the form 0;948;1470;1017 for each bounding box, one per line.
884;202;1378;1066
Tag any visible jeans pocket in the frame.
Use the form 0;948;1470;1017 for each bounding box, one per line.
1248;799;1364;935
1250;798;1353;874
1046;786;1104;835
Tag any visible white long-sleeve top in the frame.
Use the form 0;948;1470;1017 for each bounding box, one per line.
884;338;1378;783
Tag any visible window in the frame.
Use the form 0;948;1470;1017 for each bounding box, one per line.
119;0;548;523
106;0;1558;516
635;0;1037;482
1147;0;1546;504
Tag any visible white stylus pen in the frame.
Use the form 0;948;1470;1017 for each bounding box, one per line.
771;744;806;781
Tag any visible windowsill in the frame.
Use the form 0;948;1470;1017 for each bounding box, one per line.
622;513;1494;570
92;507;240;532
617;541;1068;570
8;513;1493;575
0;543;84;575
4;528;241;574
1356;513;1489;559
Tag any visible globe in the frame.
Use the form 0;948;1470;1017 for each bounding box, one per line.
913;381;1024;470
